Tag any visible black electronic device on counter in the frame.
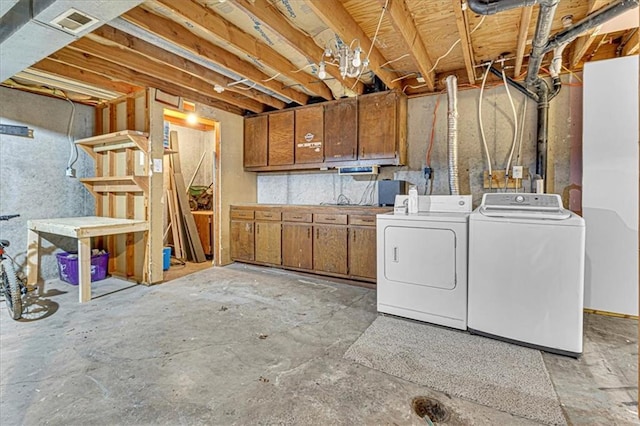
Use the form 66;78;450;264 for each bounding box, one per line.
378;180;407;206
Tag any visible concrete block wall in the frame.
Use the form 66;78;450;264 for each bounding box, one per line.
258;77;583;210
0;87;95;281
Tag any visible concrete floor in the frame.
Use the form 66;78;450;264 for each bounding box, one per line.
0;264;637;425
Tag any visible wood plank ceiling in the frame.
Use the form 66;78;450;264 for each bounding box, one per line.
2;0;638;114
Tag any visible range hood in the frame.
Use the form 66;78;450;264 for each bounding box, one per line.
0;0;144;82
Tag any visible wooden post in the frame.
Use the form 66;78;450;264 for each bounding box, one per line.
77;237;92;303
26;229;41;292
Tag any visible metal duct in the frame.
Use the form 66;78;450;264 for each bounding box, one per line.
0;0;144;82
543;0;639;53
525;0;559;85
467;0;539;15
446;75;460;196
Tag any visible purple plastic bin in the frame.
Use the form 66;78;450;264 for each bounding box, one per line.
56;251;109;286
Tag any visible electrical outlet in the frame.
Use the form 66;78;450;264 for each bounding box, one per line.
65;167;76;178
423;167;432;179
512;165;523;179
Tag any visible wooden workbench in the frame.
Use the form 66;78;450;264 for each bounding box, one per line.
27;216;148;303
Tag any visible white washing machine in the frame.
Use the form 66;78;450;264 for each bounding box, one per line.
377;195;472;330
468;193;585;357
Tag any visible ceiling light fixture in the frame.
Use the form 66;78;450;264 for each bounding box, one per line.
186;113;198;125
318;38;369;80
213;84;225;93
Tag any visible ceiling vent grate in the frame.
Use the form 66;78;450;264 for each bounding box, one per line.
49;8;99;34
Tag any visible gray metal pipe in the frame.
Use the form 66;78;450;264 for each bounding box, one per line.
467;0;539;15
544;0;639;53
535;81;549;186
445;75;460;195
525;0;559;86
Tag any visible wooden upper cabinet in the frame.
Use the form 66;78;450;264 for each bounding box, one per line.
324;98;357;162
244;115;268;168
295;106;324;164
268;111;294;166
358;91;407;163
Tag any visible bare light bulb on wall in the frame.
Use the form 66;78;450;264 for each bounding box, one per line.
352;47;361;67
187;113;198;125
318;61;326;79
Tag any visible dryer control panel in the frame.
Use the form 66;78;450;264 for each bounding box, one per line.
479;193;570;219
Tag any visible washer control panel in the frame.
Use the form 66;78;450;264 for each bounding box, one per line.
479;193;570;219
481;193;562;211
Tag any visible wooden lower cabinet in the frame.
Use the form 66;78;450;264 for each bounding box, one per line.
282;224;313;269
230;220;254;261
348;226;377;280
313;225;348;275
255;222;282;264
193;212;213;257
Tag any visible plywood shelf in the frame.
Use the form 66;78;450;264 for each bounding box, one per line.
76;130;149;159
80;176;149;196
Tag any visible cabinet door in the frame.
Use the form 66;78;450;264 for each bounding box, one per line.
231;220;254;261
255;222;282;264
282;224;313;269
244;115;268;167
295;106;324;164
268;111;294;166
313;225;348;275
348;227;377;280
358;91;397;160
325;98;357;162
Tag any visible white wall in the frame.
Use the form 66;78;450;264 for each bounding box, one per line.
582;55;639;316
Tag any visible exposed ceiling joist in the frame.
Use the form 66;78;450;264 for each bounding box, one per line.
151;0;333;101
450;0;476;84
31;58;141;95
69;37;265;113
378;0;436;90
228;0;365;94
122;7;308;105
88;25;285;110
514;6;534;78
305;0;402;91
570;0;609;67
621;28;639;55
48;48;245;115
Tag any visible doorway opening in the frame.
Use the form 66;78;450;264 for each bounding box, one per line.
162;106;221;281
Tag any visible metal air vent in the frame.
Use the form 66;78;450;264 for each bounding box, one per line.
49;8;98;34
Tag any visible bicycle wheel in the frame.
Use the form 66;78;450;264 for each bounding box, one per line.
1;259;22;320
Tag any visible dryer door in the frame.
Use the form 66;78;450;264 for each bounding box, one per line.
384;226;456;289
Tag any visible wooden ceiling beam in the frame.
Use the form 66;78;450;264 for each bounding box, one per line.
570;0;609;67
151;0;333;101
228;0;364;94
31;58;141;95
305;0;402;91
451;0;476;84
48;48;245;115
514;6;534;78
69;37;266;113
88;25;285;110
621;28;639;56
122;7;308;105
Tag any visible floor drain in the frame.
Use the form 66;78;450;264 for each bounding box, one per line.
411;396;450;424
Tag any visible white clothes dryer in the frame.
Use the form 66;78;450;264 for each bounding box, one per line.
376;195;472;330
468;193;585;357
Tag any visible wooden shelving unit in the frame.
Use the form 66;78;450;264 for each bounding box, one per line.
76;130;151;283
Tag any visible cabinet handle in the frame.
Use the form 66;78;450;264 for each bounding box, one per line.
325;217;336;221
307;228;310;239
316;228;319;239
393;247;399;262
362;218;374;223
352;229;356;242
293;215;302;219
256;224;259;235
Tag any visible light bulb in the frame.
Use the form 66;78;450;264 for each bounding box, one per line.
214;84;224;93
352;48;361;68
187;113;198;125
318;62;326;79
